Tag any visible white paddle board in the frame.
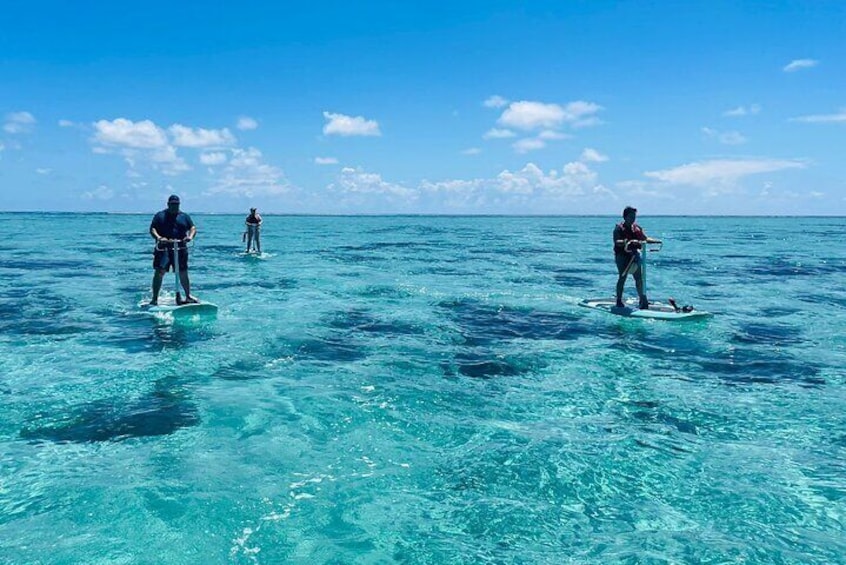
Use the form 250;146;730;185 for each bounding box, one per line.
147;302;218;317
579;298;711;321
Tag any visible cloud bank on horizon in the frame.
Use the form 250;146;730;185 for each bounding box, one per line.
0;1;843;215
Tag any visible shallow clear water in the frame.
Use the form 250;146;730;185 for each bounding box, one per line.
1;214;845;564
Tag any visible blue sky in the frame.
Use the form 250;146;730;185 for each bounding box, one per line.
1;0;844;214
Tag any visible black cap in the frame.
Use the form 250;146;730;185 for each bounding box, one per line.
168;194;180;204
622;206;637;218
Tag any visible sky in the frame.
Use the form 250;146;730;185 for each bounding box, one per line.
1;0;844;215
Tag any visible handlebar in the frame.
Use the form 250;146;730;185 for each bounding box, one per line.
154;238;194;250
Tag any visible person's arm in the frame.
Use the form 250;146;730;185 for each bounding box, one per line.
256;213;262;226
613;226;627;251
185;216;196;241
150;215;164;242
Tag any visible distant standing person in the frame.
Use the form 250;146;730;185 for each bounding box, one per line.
244;207;262;253
149;194;197;305
613;206;661;309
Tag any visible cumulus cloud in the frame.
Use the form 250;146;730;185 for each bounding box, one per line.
513;138;546;154
645;158;807;188
790;108;846;123
331;167;415;197
93;118;168;149
492;100;601;153
499;101;567;130
91;119;192;175
322;111;381;137
461;147;481;155
4;111;36;134
200;152;227;165
421;161;607;203
318;156;613;213
483;128;516;139
580;148;608;162
236;116;258;130
149;145;191;175
58;119;76;127
169;124;236;148
315;156;339;165
35;168;51;175
483;95;509;108
723;104;761;117
702;127;748;145
206;147;290;196
563;101;605;128
91;118;247;177
499;162;597;196
783;59;819;72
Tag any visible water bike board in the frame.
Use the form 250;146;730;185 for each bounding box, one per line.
579;298;711;321
146;302;219;318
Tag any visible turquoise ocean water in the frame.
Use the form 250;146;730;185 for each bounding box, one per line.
1;214;845;564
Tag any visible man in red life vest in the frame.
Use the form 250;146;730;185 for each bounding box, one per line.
613;206;662;309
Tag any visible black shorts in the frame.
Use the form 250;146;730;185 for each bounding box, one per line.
153;247;189;272
615;252;640;275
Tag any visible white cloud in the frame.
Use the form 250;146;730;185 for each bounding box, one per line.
314;156;339;165
645;158;807;188
322;111;381;137
317;157;614;213
168;124;236;148
93;118;168;149
790;108;846;123
580;148;608;163
461;147;482;155
702;127;747;145
422;161;605;202
82;185;114;200
564;101;605;128
4;111;36;134
331;167;415;197
538;130;570;140
783;59;819;72
723;104;761;117
35;168;51;175
58;119;76;127
200;152;227;165
236;116;258;130
494;100;602;148
498;162;598;196
150;145;191;175
483;95;509;108
91;118;243;176
513;138;546;153
206;147;290;196
483;128;516;139
499;101;566;130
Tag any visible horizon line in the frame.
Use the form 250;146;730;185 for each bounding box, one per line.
1;211;845;219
